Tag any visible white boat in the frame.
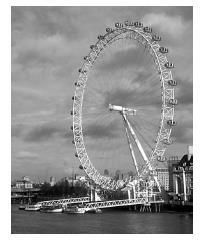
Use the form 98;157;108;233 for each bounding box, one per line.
24;204;41;211
19;205;26;210
40;205;63;213
64;204;86;214
86;208;102;214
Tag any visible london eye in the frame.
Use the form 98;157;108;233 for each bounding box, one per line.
71;21;177;193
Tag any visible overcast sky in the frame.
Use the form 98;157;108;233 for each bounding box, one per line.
11;6;193;181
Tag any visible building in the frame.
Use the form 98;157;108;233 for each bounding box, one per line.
156;168;170;191
167;146;193;202
167;156;181;192
22;176;30;182
173;146;193;202
49;176;56;186
15;176;33;189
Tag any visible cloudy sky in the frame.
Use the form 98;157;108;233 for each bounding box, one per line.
11;6;193;181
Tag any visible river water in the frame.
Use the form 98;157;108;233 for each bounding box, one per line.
11;205;193;234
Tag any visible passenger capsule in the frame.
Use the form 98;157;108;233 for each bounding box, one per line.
75;153;78;157
167;120;177;126
169;99;178;105
84;56;88;60
163;138;173;145
115;22;122;28
168;80;177;86
97;35;104;40
157;156;167;162
159;47;168;53
90;45;96;50
128;21;134;26
72;96;78;101
72;140;75;144
79;165;83;170
143;27;152;33
124;20;129;26
70;126;73;130
106;27;113;33
165;62;174;69
78;68;86;73
134;22;143;28
152;35;161;41
70;111;73;115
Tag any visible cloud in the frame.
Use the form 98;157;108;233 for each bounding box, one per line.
13;34;72;68
11;7;80;41
98;47;138;71
23;122;68;142
16;151;38;159
172;122;193;144
103;84;161;108
97;43;156;74
84;121;118;139
176;78;193;105
142;13;189;38
11;124;24;138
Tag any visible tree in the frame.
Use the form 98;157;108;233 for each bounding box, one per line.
115;170;121;180
104;169;109;176
128;171;134;178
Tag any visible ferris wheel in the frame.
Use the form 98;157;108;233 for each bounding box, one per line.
71;21;177;192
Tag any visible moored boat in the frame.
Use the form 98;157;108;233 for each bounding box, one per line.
86;208;102;214
64;204;86;214
24;204;41;211
40;205;63;213
19;205;26;210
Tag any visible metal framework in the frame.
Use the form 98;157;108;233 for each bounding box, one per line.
85;197;164;210
72;21;177;191
37;197;90;206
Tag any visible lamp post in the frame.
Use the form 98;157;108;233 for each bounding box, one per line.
181;167;187;202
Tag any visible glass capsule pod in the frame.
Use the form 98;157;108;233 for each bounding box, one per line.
163;138;173;145
124;20;129;26
72;96;78;101
70;126;73;130
79;165;83;170
152;35;161;41
143;27;152;33
134;22;143;27
75;152;78;157
168;80;177;86
70;110;73;115
106;27;113;33
78;68;86;74
90;45;96;50
128;21;134;26
159;47;168;53
168;99;178;105
72;140;75;144
115;22;123;28
97;35;104;40
167;120;177;126
165;62;174;69
157;156;167;162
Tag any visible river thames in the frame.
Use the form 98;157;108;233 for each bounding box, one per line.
11;205;193;234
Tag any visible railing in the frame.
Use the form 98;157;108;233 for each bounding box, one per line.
37;197;90;206
85;197;164;209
